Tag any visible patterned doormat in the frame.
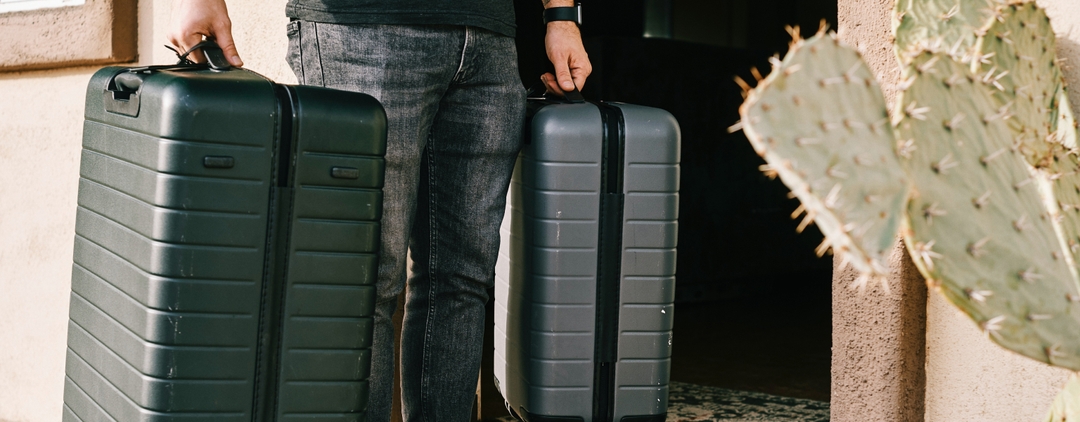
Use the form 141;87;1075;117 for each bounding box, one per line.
494;382;829;422
666;381;829;421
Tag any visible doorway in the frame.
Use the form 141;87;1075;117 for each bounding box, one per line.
480;0;840;418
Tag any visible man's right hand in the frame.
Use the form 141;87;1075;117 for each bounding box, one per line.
168;0;244;67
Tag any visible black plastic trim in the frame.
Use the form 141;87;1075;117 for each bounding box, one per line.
593;102;626;422
520;407;585;422
251;84;300;422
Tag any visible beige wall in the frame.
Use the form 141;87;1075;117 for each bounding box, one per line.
0;1;292;421
4;1;1080;422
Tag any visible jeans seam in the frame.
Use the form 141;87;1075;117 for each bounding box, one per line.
421;136;440;421
312;22;326;85
452;26;470;83
296;22;306;84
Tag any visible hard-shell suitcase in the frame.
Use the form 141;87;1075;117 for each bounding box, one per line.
494;93;681;422
63;56;386;422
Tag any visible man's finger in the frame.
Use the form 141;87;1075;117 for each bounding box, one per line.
541;73;564;96
553;63;576;92
180;34;207;63
211;20;244;67
571;70;587;92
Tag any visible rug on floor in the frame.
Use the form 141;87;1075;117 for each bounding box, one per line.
666;381;829;422
492;382;829;422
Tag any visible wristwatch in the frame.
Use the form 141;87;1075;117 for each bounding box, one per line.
544;3;582;27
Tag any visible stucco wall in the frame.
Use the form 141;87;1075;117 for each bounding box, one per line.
923;1;1079;420
834;0;1080;421
5;1;1080;421
0;1;292;421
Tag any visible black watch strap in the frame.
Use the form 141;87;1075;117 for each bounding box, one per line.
544;4;582;26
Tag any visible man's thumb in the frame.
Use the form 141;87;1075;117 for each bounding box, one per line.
212;25;243;67
556;68;575;91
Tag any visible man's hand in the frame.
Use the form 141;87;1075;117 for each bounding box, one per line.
542;14;591;95
168;0;244;67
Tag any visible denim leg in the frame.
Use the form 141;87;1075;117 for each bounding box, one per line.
401;28;525;422
286;21;523;422
288;21;459;422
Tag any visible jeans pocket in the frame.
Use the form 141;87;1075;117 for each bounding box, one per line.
286;20;304;83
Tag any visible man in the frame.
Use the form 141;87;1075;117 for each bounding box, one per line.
169;1;591;421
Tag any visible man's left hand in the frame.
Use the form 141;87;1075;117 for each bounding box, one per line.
543;20;592;95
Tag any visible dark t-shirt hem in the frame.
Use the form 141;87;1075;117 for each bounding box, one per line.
285;5;517;37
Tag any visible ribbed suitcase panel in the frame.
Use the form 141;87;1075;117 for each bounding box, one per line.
72;237;257;314
81;122;270;181
612;104;680;422
76;207;264;280
66;349;249;421
274;85;384;417
67;321;249;412
64;378;116;422
497;102;680;422
70;267;256;353
498;103;605;420
67;67;277;422
80;150;268;215
68;67;387;421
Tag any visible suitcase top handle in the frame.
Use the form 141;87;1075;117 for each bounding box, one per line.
103;40;235;117
526;82;585;104
165;39;233;71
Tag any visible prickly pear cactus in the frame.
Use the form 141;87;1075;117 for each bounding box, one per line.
1047;374;1080;422
1042;148;1080;266
1055;91;1078;150
973;1;1069;167
893;0;999;62
738;31;908;287
897;51;1080;370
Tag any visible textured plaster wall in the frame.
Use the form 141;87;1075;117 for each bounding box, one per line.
0;1;292;421
0;0;136;72
833;2;927;421
834;0;1080;421
922;2;1079;421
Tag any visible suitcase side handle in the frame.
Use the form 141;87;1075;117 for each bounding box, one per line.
103;71;145;117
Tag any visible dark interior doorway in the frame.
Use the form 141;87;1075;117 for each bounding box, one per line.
479;0;840;418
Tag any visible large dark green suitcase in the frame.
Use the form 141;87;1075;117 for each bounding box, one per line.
63;57;386;421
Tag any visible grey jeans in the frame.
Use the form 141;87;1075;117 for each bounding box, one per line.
286;21;525;422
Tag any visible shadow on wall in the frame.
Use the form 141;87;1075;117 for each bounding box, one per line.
1060;37;1080;111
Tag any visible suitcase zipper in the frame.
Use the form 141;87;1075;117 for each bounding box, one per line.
251;84;300;422
593;102;626;422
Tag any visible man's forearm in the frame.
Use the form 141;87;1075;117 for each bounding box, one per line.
542;0;574;9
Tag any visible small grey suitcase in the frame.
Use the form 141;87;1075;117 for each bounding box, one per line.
494;92;681;422
64;47;386;422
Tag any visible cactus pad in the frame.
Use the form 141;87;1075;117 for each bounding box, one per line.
738;32;908;285
1046;374;1080;422
897;51;1080;370
893;0;999;62
974;1;1069;167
